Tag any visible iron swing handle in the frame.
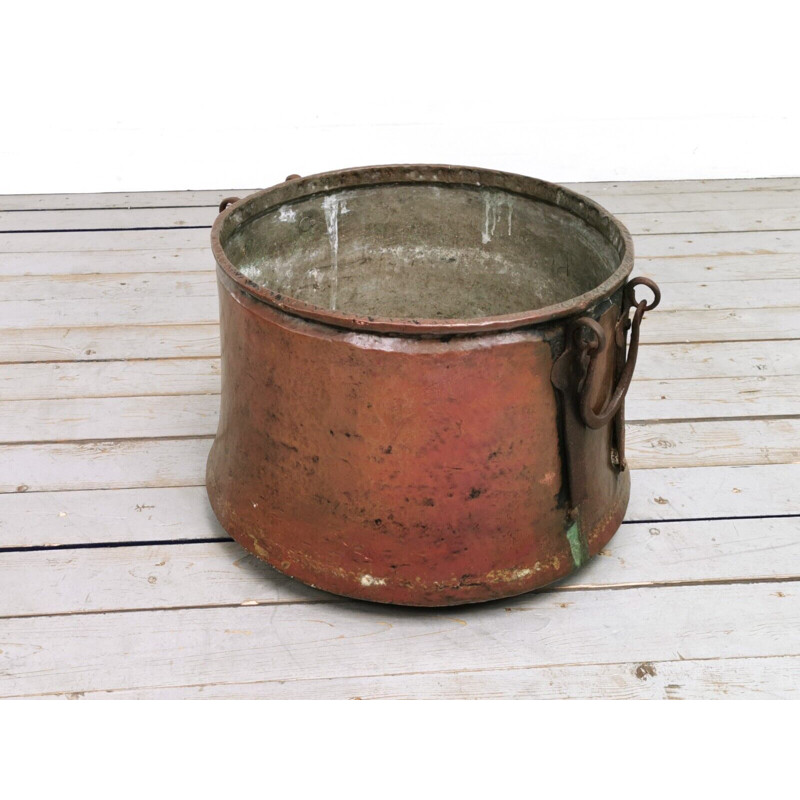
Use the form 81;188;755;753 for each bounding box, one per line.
573;277;661;430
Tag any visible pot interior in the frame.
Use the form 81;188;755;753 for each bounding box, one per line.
221;182;622;320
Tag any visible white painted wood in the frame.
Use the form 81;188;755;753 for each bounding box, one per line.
6;250;800;282
623;208;800;235
567;178;800;196
0;395;219;443
0;273;218;329
0;439;210;493
6;204;800;236
2;418;797;493
0;189;257;212
642;308;800;343
594;190;800;214
0;228;209;253
3;374;794;442
0;486;222;548
5;227;800;261
4;342;795;401
628;464;800;520
0;582;796;697
4;375;798;448
0;359;220;401
636;254;800;284
0;248;213;276
2;272;797;337
0;324;220;363
2;464;796;549
635;340;800;380
635;230;800;258
1;518;797;619
626;419;800;468
8;272;796;311
0;207;217;231
33;655;799;700
626;375;800;421
7;313;798;366
3;179;799;212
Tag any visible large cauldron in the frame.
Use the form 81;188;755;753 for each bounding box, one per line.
207;165;660;606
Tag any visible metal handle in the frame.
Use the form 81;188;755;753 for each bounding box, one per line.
218;196;241;213
574;277;661;429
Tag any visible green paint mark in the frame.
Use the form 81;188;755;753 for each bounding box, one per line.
566;520;589;569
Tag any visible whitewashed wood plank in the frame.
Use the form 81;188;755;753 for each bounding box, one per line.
0;582;796;697
6;250;800;282
0;228;209;253
636;341;800;380
0;359;220;401
0;341;800;404
5;227;800;260
36;655;799;699
0;207;217;232
655;280;800;309
626;375;800;421
0;311;794;365
0;439;210;493
1;272;798;332
0;395;219;443
0;248;213;277
598;190;800;214
642;308;800;343
3;464;796;549
635;230;800;257
0;486;221;548
1;418;796;493
0;273;218;329
2;374;793;439
1;518;797;618
0;324;220;363
2;179;797;213
1;271;214;302
623;208;800;235
636;254;800;284
6;204;800;236
3;374;796;447
0;189;258;212
0;542;320;618
4;342;795;401
627;419;800;468
566;177;800;196
628;464;800;520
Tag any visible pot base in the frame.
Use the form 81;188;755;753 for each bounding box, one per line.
207;469;629;607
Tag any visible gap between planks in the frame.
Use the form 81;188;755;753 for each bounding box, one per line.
0;516;798;619
1;417;799;494
2;464;795;549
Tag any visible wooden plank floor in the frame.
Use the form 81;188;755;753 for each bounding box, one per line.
1;178;798;700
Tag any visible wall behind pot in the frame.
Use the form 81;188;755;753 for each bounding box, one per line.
3;1;797;193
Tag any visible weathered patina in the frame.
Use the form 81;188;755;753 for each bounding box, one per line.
207;165;659;605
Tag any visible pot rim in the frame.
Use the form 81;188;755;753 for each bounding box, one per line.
210;164;634;335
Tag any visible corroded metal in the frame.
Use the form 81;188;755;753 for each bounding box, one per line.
207;164;659;606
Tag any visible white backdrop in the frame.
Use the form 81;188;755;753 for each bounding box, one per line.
3;1;797;193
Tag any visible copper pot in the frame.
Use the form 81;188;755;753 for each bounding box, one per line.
207;165;660;606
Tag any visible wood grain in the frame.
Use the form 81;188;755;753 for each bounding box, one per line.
2;518;798;619
30;655;799;700
0;582;796;697
2;464;796;549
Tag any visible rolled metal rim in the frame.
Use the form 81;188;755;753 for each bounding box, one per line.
210;164;634;336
